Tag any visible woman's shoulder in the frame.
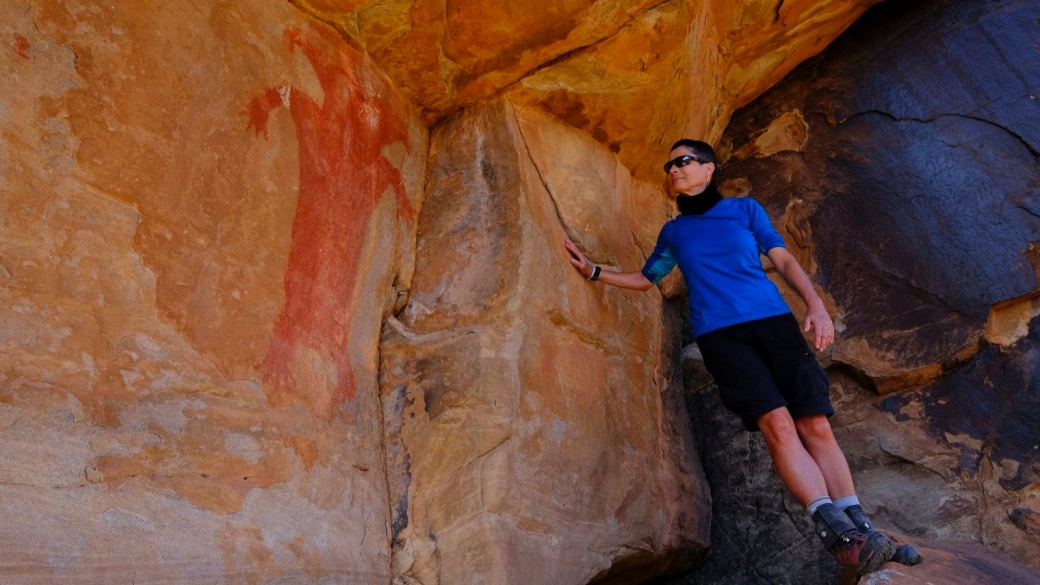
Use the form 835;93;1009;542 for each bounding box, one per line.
655;216;685;241
721;195;760;207
659;217;679;234
719;196;768;216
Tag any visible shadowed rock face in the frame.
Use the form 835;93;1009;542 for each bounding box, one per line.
859;317;1040;563
718;0;1040;395
677;385;841;585
667;0;1040;582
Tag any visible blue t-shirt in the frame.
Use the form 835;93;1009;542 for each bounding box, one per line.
641;197;791;338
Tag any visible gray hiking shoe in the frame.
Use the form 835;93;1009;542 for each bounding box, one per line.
813;503;897;575
843;504;923;566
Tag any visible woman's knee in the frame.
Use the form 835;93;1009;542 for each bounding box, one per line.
795;414;835;444
757;408;799;445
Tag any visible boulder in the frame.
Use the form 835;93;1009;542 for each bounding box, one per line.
856;539;1040;585
677;377;841;585
379;100;710;584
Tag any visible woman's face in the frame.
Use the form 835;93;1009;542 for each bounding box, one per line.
666;146;715;196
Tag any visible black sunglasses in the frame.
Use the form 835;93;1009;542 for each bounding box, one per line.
663;154;708;173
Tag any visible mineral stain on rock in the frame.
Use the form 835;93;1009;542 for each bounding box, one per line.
12;34;30;59
247;24;415;415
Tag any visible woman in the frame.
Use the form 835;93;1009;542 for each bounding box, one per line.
564;139;920;575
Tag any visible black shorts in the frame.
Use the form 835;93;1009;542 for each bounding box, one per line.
696;313;833;432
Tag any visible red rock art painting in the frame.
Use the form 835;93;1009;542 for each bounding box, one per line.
248;24;414;413
13;34;30;59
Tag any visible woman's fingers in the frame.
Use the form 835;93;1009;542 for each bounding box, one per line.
563;238;585;264
803;314;821;349
805;313;834;351
807;315;820;350
817;320;834;351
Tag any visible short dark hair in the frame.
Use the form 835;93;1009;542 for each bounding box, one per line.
670;139;717;165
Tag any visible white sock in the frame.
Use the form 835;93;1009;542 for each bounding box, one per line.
806;496;833;516
834;495;861;510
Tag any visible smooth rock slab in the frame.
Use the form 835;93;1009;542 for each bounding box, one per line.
380;100;711;584
856;539;1040;585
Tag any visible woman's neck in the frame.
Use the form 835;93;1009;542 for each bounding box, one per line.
676;184;708;197
676;183;722;215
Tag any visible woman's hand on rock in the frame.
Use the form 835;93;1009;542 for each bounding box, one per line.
564;238;591;277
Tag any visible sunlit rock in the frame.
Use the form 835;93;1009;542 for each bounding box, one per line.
0;1;425;581
380;101;710;584
292;0;882;179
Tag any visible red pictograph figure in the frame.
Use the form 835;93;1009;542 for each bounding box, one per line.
248;25;414;413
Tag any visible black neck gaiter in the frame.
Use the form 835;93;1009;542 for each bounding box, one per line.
676;183;723;216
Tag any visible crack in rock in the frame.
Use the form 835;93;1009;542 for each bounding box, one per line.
838;109;1039;158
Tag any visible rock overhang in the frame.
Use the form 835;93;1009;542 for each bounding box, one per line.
292;0;884;180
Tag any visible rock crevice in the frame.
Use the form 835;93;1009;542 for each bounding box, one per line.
837;109;1039;158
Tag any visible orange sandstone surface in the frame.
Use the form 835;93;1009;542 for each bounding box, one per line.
2;0;423;581
1;0;880;582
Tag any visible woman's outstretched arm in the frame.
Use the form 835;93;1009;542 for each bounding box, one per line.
564;238;654;291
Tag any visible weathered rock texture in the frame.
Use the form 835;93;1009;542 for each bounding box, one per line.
380;101;710;584
292;0;883;179
677;363;1040;585
718;0;1040;396
666;0;1040;582
857;539;1040;585
1;0;425;581
503;0;884;182
677;380;841;585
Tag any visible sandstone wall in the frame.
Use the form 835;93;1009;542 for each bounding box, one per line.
3;0;717;580
4;0;1011;582
1;1;425;581
380;101;710;584
669;0;1040;582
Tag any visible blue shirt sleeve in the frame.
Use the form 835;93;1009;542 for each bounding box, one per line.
747;199;786;255
641;222;678;284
